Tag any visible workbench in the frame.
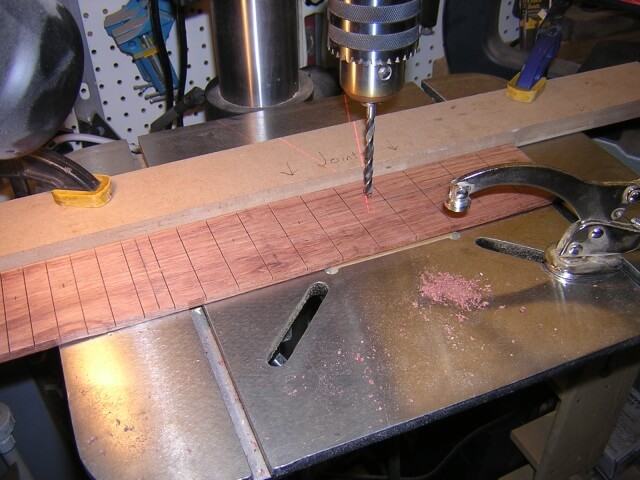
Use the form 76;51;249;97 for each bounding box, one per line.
58;79;640;479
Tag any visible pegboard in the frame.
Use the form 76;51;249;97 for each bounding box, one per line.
499;0;521;44
74;0;215;144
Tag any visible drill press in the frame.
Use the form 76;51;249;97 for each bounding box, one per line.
327;0;421;196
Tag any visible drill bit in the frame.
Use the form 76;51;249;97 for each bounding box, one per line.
363;102;376;196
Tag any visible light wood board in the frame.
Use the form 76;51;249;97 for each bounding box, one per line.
0;146;551;362
1;63;639;271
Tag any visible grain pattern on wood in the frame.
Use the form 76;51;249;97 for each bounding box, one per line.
269;197;344;271
95;244;144;324
135;237;176;312
121;239;163;317
1;64;638;272
0;146;554;362
46;257;87;341
207;214;273;291
23;263;59;348
0;276;8;357
149;230;206;309
177;222;239;301
1;269;34;356
238;207;308;281
70;250;115;333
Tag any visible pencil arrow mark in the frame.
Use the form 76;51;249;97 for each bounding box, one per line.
386;139;398;151
281;162;296;176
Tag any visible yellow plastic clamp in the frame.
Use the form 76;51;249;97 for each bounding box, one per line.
506;72;547;103
51;174;112;207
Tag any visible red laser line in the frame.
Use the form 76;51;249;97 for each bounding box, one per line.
362;192;371;214
277;138;337;171
343;94;365;167
343;94;352;122
217;119;250;142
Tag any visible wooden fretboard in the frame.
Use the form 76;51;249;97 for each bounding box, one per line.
0;146;550;362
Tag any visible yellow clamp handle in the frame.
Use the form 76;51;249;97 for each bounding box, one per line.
51;174;112;207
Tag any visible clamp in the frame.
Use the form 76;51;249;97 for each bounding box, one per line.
0;148;112;207
445;163;640;279
104;0;177;97
507;0;572;102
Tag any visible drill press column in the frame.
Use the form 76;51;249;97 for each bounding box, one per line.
327;0;421;195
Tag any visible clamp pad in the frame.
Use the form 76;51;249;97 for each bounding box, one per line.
52;174;112;207
507;72;547;103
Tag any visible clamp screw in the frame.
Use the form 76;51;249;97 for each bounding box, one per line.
590;227;604;239
378;66;393;81
567;242;583;256
624;186;640;204
611;208;625;220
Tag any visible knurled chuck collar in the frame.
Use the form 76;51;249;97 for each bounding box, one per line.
327;0;421;65
0;403;16;454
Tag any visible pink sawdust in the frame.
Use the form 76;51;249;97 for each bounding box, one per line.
419;272;491;311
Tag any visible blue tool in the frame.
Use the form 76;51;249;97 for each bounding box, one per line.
507;0;571;102
104;0;178;96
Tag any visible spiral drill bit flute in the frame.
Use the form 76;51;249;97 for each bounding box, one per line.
328;0;421;196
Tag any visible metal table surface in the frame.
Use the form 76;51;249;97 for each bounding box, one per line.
62;311;251;480
205;207;640;475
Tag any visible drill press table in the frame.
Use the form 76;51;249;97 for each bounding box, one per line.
61;133;640;479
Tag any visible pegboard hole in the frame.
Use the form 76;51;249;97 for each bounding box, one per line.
141;108;147;113
120;96;126;101
124;112;129;117
102;8;109;14
114;62;119;68
87;31;93;37
92;50;97;55
102;100;108;105
82;12;89;18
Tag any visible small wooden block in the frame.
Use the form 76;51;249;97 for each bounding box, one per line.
149;230;206;309
207;214;273;291
1;269;34;355
46;256;88;341
135;237;175;312
70;250;115;333
269;197;343;271
23;263;59;348
238;207;308;281
121;239;163;317
95;244;144;324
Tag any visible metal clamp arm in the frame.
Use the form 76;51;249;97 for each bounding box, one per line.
445;163;640;222
444;163;640;276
